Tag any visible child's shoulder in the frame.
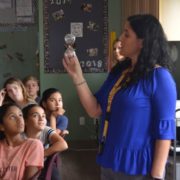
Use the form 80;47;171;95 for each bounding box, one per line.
24;138;43;147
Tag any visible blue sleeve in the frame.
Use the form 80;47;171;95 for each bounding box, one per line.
56;115;69;130
152;68;177;139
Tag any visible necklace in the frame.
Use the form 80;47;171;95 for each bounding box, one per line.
98;68;131;154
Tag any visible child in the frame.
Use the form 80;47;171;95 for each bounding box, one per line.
0;89;6;106
112;39;125;68
0;103;44;179
2;77;36;109
23;75;41;104
23;104;68;179
23;104;68;156
40;88;69;137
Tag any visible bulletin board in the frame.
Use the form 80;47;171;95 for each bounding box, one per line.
44;0;108;73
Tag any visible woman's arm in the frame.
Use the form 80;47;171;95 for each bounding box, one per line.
74;80;102;118
44;132;68;157
151;140;171;178
63;54;102;117
151;69;177;178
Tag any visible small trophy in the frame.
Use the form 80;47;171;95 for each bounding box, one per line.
64;33;76;57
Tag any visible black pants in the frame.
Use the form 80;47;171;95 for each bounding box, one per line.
101;167;164;180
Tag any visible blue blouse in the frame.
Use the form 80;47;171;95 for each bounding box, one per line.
95;67;177;175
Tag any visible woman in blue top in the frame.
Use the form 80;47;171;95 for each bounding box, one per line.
62;14;177;180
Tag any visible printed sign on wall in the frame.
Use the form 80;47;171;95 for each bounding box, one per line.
44;0;108;73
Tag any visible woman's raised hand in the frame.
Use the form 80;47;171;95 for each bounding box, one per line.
62;53;84;84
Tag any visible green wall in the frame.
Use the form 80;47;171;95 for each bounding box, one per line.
0;26;39;87
38;0;121;140
2;1;179;141
0;0;122;141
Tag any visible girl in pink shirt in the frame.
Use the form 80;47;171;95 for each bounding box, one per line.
0;103;44;180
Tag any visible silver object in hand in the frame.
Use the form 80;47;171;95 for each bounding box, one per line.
64;33;76;57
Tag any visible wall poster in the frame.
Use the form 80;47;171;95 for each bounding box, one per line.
44;0;108;73
0;0;35;25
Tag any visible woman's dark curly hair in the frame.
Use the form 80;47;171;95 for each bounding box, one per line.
117;14;173;87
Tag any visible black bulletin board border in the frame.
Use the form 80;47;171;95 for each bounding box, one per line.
44;0;108;73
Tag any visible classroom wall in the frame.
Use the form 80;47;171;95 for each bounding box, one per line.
38;0;180;140
38;0;122;140
1;1;179;141
0;26;39;87
0;0;122;141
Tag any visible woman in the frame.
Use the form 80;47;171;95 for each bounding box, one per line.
63;14;177;180
2;77;36;109
0;103;44;179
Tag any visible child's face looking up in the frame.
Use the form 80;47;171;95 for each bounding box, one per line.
1;106;24;135
25;106;47;131
6;83;24;102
